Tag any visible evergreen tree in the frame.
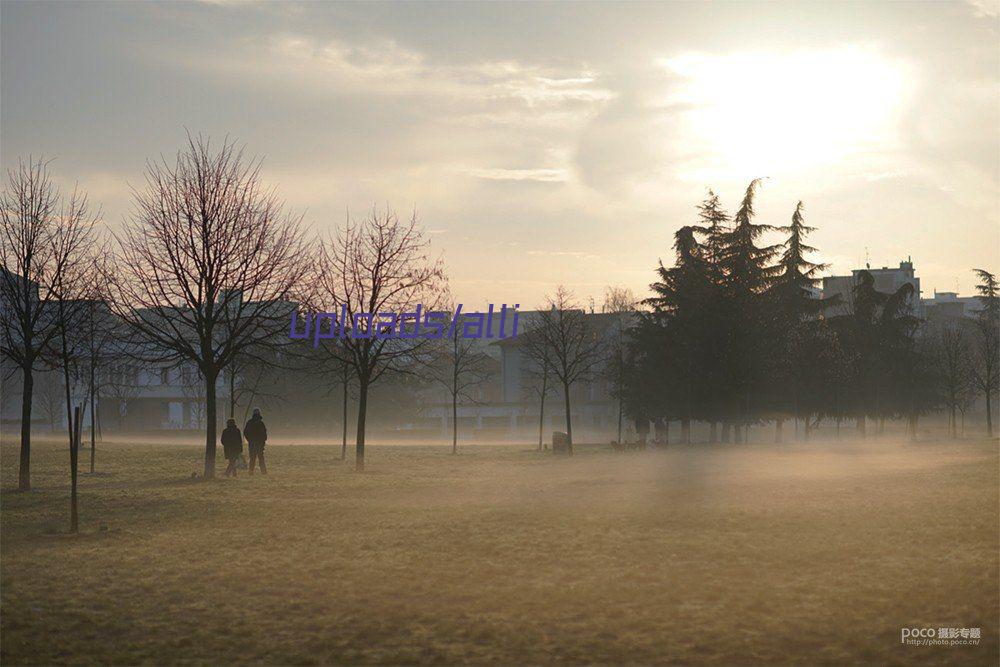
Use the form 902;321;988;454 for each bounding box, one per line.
833;270;923;436
691;190;731;439
971;269;999;436
645;226;714;442
767;201;835;440
712;179;780;441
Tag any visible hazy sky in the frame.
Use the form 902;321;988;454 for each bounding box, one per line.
2;1;997;307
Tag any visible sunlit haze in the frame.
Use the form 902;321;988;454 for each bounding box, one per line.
1;1;997;304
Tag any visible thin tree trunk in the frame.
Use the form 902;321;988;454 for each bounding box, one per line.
229;370;236;419
709;421;717;444
70;405;80;533
681;419;691;445
986;389;994;438
616;397;623;445
451;392;458;454
18;364;33;491
355;379;369;471
58;321;78;532
775;418;783;444
537;380;546;452
721;422;730;443
563;382;573;455
538;384;545;451
341;377;348;461
90;363;96;473
204;370;218;479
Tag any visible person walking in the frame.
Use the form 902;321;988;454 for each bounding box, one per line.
221;418;243;477
245;408;268;475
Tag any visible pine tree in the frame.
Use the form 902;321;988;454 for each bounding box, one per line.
768;201;834;440
645;226;714;442
971;269;999;436
712;179;780;442
691;190;731;440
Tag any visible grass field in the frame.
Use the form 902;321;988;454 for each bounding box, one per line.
1;436;997;665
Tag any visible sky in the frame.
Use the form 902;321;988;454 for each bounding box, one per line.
1;0;998;307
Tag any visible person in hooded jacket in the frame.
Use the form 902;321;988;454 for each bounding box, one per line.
244;408;268;475
221;418;243;477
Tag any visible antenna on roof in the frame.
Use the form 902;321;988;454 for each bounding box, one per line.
864;247;870;270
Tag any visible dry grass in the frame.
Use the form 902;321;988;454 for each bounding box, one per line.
1;436;997;665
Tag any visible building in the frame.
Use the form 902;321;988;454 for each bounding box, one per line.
921;291;984;320
821;258;922;316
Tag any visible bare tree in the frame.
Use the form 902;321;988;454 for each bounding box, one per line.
314;207;446;471
931;322;973;438
78;286;117;472
602;285;636;444
35;368;64;431
48;194;99;533
427;317;491;454
523;286;606;454
520;356;553;451
312;341;354;460
105;136;310;478
1;158;97;490
103;359;144;430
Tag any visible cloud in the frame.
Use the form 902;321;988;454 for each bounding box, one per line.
965;0;999;18
163;31;614;122
467;167;568;183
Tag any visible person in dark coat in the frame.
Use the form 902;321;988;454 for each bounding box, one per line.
244;408;268;475
221;418;243;477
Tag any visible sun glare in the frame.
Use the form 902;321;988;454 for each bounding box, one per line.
662;47;909;180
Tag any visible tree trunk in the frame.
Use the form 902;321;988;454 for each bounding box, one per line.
651;418;662;446
204;370;218;479
721;422;730;443
733;401;743;443
355;379;369;471
18;364;33;491
563;382;573;455
537;389;546;452
857;415;866;438
341;378;348;461
90;363;96;473
775;418;784;444
986;389;994;438
681;419;690;445
70;405;80;533
616;397;623;446
804;416;811;441
451;392;458;454
709;421;717;444
950;406;957;438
